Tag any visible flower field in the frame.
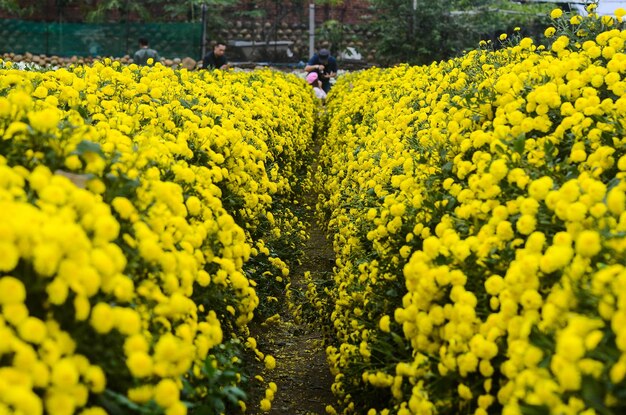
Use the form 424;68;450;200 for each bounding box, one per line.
4;3;626;415
315;5;626;415
0;60;316;414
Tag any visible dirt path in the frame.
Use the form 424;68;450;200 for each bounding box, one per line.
259;223;336;414
253;134;336;415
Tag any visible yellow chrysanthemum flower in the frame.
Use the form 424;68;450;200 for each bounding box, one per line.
260;398;272;412
0;276;26;304
575;230;601;257
154;378;180;408
550;8;563;19
264;355;276;370
126;352;153;378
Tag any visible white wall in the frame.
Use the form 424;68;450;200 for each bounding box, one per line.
568;0;626;16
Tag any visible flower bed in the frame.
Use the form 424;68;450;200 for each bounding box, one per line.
0;60;315;414
317;5;626;414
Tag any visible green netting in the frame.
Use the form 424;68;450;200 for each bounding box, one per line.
0;19;202;59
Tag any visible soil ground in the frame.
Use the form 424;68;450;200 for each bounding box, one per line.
257;223;336;415
251;135;337;415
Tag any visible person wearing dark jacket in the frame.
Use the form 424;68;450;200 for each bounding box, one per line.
202;42;229;70
304;48;337;93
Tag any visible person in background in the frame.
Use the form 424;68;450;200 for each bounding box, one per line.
305;48;337;93
202;42;229;70
133;38;159;65
306;71;327;100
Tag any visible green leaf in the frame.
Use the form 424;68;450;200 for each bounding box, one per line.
528;326;555;354
581;375;611;415
76;105;92;123
513;134;526;154
520;404;550;415
179;97;199;109
385;288;397;297
544;140;554;155
390;332;406;348
98;390;154;415
72;140;105;158
222;385;247;404
209;396;226;413
190;404;214;415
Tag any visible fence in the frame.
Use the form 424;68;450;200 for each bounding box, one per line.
0;19;202;59
0;4;381;65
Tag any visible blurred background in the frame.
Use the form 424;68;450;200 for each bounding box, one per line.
0;0;619;67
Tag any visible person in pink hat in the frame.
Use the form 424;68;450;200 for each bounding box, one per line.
306;71;327;100
305;48;337;93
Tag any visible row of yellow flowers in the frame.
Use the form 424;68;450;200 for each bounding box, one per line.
0;60;315;414
316;5;626;415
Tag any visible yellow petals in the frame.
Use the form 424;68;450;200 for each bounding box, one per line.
90;303;114;334
575;230;601;257
0;276;26;304
379;315;391;333
550;8;563;19
126;352;153;378
84;365;106;393
260;398;272;412
264;355;276;370
28;109;60;132
458;383;473;400
154;378;180;408
51;358;79;388
18;317;48;344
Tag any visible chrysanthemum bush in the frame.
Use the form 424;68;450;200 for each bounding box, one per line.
316;4;626;414
0;60;315;414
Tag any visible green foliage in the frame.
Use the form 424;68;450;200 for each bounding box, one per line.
162;0;239;23
92;341;247;415
318;19;357;57
71;0;150;22
0;0;28;15
63;0;238;23
315;0;346;5
183;340;248;415
97;390;163;415
366;0;551;65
